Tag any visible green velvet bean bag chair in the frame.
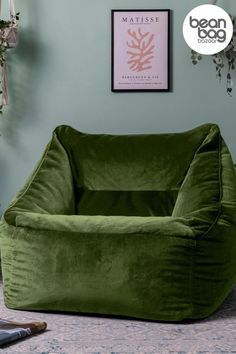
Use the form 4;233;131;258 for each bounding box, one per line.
1;123;236;322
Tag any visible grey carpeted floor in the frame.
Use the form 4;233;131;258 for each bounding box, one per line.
0;280;236;354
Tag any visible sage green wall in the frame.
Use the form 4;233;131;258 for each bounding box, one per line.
0;0;235;212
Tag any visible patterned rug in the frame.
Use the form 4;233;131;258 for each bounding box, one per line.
0;281;236;354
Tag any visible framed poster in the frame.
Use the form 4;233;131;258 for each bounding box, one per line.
111;9;170;92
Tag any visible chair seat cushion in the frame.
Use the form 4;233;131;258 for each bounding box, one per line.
77;190;178;216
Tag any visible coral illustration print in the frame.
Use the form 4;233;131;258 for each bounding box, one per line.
126;28;155;72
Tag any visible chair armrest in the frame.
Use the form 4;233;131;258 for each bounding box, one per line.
4;132;75;226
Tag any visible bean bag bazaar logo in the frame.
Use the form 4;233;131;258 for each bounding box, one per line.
183;4;233;55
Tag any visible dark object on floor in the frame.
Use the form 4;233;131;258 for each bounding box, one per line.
1;123;236;321
0;319;47;346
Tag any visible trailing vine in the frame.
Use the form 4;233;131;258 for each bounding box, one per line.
0;12;19;113
191;17;236;96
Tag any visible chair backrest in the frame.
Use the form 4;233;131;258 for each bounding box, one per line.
56;124;213;192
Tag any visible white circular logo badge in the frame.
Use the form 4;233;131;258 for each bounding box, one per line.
183;4;233;55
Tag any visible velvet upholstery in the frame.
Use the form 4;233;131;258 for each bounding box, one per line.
1;123;236;321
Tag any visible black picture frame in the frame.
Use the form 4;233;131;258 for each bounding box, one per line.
111;9;171;92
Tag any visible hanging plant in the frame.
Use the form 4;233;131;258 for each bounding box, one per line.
191;16;236;96
0;0;19;113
